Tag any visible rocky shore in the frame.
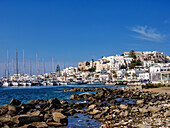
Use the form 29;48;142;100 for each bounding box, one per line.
0;86;169;128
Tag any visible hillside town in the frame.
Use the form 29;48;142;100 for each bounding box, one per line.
1;50;170;86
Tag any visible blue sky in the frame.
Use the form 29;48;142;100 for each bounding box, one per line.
0;0;170;75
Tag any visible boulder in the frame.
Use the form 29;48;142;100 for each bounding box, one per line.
9;99;21;106
52;112;68;124
70;94;79;100
47;122;67;127
136;99;144;105
11;115;43;125
88;104;96;110
164;110;170;117
48;98;61;105
0;114;12;123
147;106;159;113
120;104;128;110
89;109;100;115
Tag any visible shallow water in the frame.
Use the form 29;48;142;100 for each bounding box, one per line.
0;84;130;128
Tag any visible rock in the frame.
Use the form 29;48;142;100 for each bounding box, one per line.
147;106;159;113
0;114;12;123
0;105;8;115
47;122;67;127
89;109;100;115
70;94;79;100
80;88;85;92
29;110;41;116
88;104;96;110
48;98;61;105
139;107;148;113
9;99;21;106
31;122;48;128
28;99;41;105
52;112;68;124
7;105;21;115
94;113;102;119
136;99;144;105
120;104;128;110
164;110;170;117
11;115;43;125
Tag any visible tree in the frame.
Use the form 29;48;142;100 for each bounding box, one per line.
129;62;135;69
132;73;137;79
113;74;117;78
129;50;136;59
121;65;127;69
125;73;130;79
111;70;116;74
56;65;60;72
88;67;96;72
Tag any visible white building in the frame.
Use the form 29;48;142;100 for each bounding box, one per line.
138;73;150;81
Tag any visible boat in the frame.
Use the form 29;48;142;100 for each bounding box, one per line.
87;81;103;85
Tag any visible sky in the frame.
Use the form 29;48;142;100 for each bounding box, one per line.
0;0;170;76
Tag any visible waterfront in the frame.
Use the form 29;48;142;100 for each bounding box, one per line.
0;85;128;128
0;85;127;105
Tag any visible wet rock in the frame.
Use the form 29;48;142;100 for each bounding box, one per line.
9;99;21;106
70;94;79;100
52;112;68;124
11;115;43;125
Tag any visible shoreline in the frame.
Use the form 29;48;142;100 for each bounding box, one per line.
0;86;169;127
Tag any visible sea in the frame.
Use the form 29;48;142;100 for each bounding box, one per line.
0;85;129;128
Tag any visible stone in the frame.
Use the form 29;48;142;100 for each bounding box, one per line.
164;110;170;117
28;99;41;105
52;112;68;124
47;122;67;127
70;94;79;100
0;114;12;123
48;98;61;105
136;99;144;105
29;110;41;116
147;106;159;113
88;104;96;110
9;99;21;106
120;104;128;110
31;122;48;128
11;115;43;125
89;109;100;115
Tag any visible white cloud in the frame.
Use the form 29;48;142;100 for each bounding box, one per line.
129;25;166;42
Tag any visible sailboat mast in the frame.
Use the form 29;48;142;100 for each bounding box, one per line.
43;57;46;74
52;57;54;72
36;53;39;75
16;49;18;75
29;59;32;76
23;49;25;74
7;50;9;78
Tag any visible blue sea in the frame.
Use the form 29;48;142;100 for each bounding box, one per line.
0;85;129;128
